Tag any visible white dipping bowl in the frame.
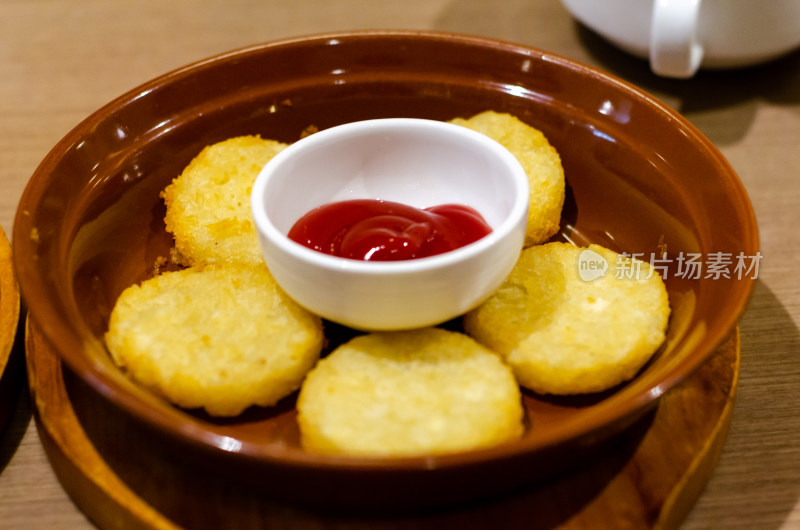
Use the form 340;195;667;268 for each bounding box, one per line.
251;118;529;330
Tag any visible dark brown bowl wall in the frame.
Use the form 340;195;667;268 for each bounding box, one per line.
13;31;758;507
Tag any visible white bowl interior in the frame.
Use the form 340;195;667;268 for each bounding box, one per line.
257;118;523;237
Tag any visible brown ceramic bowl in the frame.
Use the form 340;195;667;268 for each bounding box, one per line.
14;31;758;508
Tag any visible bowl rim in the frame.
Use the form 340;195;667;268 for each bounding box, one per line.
251;117;530;274
13;29;759;472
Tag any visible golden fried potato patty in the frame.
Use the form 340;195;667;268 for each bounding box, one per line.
297;328;524;457
450;111;565;247
105;264;324;416
161;135;287;267
464;242;670;394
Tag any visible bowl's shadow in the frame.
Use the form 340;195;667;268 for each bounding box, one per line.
0;311;30;473
683;280;800;529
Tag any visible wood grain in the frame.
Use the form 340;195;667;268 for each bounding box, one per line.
26;318;738;530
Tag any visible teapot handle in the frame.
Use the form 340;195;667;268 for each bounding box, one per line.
650;0;704;78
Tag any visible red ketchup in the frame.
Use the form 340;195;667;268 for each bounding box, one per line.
287;199;492;261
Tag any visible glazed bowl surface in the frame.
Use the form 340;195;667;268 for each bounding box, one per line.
13;30;758;507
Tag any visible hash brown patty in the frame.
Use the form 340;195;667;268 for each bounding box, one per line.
297;328;524;457
105;263;324;416
464;242;670;394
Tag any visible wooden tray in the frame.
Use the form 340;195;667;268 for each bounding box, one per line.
0;226;22;433
26;320;739;530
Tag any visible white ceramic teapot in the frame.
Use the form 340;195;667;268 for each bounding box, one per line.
562;0;800;78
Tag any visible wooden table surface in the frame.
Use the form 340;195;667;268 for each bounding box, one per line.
1;1;798;528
